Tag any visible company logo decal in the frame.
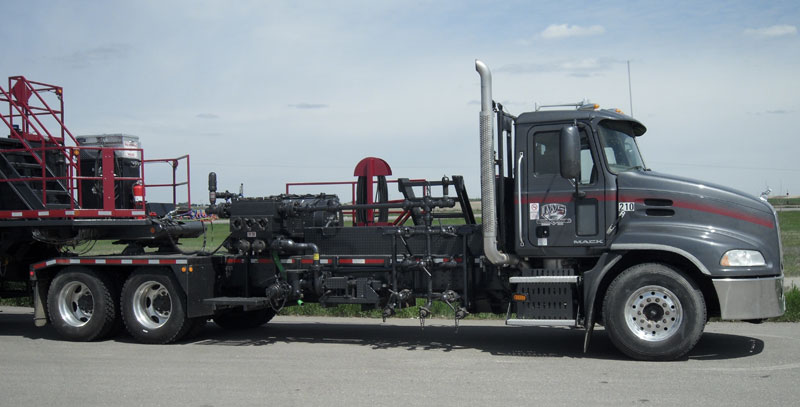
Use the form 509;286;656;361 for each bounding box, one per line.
537;203;572;226
574;239;604;245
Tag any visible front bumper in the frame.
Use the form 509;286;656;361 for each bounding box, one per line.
712;276;785;320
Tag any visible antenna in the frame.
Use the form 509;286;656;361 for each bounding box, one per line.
627;60;634;117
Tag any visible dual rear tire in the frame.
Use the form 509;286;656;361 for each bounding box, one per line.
120;268;194;344
47;267;274;343
47;267;199;343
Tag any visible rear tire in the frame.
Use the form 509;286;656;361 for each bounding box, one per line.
602;263;706;361
213;308;275;330
121;268;191;344
47;267;117;341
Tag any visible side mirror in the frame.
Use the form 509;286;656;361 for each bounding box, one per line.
559;126;580;180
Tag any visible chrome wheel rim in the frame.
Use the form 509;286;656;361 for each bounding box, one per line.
624;285;683;342
131;281;171;330
57;281;94;327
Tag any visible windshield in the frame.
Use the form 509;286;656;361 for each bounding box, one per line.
597;120;646;173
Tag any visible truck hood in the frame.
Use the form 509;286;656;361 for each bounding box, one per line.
616;170;772;215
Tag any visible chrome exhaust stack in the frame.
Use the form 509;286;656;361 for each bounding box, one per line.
475;60;519;266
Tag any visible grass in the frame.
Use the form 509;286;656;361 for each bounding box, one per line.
78;220;231;256
769;197;800;206
778;211;800;277
81;216;473;256
771;286;800;322
277;298;500;320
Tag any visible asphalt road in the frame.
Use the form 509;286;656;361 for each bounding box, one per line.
1;306;798;407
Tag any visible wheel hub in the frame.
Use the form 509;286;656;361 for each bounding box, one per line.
643;303;664;321
132;282;172;330
624;285;683;342
57;281;94;327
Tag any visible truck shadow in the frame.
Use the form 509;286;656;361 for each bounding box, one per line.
188;319;764;361
0;310;764;361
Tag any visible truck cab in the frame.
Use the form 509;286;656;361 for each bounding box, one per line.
513;108;640;256
494;96;784;359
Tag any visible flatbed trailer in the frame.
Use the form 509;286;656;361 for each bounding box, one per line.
1;62;785;361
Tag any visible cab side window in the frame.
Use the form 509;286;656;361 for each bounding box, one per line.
579;133;596;185
533;130;596;184
533;132;559;175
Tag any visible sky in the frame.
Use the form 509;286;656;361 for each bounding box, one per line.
2;0;799;204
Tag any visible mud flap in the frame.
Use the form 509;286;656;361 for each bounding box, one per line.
32;280;48;327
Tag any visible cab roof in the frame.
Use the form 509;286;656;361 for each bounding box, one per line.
515;108;647;136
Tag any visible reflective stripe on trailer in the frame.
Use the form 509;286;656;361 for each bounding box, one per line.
224;256;469;266
0;209;147;219
225;257;388;265
30;257;189;271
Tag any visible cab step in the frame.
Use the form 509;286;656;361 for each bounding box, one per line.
506;319;577;327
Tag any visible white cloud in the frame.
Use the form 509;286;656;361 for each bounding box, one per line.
540;24;605;39
744;24;797;38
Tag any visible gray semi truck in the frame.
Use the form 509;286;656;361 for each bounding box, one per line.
0;61;784;360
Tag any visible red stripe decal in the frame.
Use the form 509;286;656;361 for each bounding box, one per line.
518;192;773;229
672;201;774;229
619;195;773;229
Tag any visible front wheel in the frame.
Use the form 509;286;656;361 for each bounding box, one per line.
602;263;706;361
121;268;191;344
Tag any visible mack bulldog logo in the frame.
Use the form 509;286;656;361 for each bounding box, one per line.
537;203;572;225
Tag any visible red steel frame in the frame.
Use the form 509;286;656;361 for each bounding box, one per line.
0;76;191;219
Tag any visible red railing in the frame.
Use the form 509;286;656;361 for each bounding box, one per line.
0;76;192;220
0;77;80;184
143;155;191;208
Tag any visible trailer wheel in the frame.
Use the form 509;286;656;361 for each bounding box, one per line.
47;267;117;341
602;263;706;361
121;268;191;344
213;308;276;330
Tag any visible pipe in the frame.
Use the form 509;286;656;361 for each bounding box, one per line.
271;237;320;268
475;60;520;266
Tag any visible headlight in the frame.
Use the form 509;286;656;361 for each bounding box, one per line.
720;250;766;267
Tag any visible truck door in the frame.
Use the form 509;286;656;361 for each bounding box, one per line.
523;124;606;248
